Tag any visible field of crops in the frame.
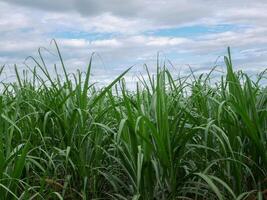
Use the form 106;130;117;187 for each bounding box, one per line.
0;45;266;199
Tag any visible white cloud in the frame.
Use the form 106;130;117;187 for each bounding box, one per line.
146;37;190;46
59;39;89;48
3;0;267;28
91;39;121;48
0;2;31;32
0;0;267;85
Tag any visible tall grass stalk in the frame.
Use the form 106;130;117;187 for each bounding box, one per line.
0;44;266;199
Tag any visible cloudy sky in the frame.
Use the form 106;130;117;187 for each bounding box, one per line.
1;0;267;84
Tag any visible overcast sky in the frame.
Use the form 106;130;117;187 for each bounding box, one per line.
1;0;267;84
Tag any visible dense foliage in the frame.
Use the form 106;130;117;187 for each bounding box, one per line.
0;44;266;199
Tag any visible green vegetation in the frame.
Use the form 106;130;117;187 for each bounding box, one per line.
0;43;266;199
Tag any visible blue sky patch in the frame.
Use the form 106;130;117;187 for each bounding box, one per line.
145;24;244;38
52;30;116;41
